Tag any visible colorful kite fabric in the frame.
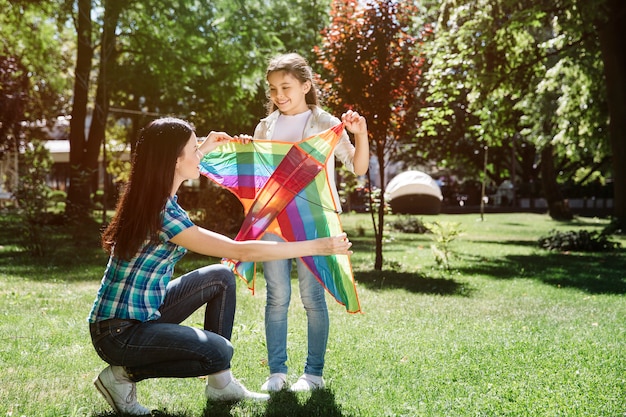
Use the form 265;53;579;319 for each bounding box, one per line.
199;123;361;313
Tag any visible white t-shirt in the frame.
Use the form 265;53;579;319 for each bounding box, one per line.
272;110;312;142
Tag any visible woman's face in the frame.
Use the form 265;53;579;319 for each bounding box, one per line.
267;70;311;115
175;132;203;181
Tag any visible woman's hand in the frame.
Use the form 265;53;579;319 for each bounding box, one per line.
198;131;235;154
317;233;353;256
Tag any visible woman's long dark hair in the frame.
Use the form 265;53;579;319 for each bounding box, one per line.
102;117;194;260
265;53;320;115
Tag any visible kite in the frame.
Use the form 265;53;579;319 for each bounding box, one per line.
199;123;361;313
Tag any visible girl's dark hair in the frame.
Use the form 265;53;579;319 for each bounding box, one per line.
102;117;194;260
265;53;319;115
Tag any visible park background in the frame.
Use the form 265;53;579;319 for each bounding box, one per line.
1;0;625;416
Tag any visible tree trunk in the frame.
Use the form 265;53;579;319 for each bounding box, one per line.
66;0;93;219
374;144;386;270
597;0;626;231
540;144;573;220
86;0;123;195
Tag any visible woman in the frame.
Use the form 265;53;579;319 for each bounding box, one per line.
88;117;352;415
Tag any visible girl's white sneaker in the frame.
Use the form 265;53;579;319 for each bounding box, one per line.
289;374;325;392
260;372;287;391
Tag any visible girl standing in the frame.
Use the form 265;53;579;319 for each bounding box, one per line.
252;53;369;392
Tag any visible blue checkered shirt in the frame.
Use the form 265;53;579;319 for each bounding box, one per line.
88;196;194;323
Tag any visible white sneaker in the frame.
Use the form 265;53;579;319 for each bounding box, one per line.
289;374;325;392
260;373;287;391
94;366;151;416
205;377;270;402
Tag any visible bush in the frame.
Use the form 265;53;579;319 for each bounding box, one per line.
389;215;428;234
425;221;463;271
14;140;54;256
178;182;244;236
538;229;621;252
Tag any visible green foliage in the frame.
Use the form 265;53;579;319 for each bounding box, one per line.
0;0;75;121
417;0;611;192
178;182;244;236
538;229;621;252
389;215;428;234
0;55;28;156
104;121;132;184
107;0;331;135
14;141;55;256
424;220;463;271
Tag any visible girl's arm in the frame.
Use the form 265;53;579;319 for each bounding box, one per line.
341;110;369;176
170;226;352;262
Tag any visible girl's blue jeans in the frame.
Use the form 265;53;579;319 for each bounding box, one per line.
262;233;329;377
89;264;236;382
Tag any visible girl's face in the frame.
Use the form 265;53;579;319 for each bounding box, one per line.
175;132;203;182
267;70;311;115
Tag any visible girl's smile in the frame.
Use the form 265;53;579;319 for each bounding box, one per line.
267;70;311;115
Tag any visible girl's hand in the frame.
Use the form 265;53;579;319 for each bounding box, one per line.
234;134;253;145
341;110;368;136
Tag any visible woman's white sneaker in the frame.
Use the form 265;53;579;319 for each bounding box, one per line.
205;377;270;401
94;366;151;415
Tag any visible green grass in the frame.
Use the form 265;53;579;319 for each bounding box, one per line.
0;212;624;416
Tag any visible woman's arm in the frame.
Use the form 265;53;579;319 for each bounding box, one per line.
197;131;235;155
170;226;352;262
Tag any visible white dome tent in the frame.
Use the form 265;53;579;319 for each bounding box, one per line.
385;170;443;214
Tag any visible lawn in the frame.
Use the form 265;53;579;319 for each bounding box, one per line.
0;211;624;416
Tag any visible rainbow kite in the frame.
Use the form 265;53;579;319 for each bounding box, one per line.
199;123;361;313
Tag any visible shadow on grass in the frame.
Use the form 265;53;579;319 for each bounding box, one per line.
0;214;110;282
466;239;540;247
458;251;626;294
356;270;472;297
93;411;195;417
0;238;108;282
90;389;353;417
201;389;353;417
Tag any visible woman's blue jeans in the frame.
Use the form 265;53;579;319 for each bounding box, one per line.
89;264;236;382
262;233;329;377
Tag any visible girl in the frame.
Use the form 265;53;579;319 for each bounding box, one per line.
88;117;352;415
253;53;369;392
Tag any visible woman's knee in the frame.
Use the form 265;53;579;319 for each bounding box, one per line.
203;337;234;372
205;264;236;286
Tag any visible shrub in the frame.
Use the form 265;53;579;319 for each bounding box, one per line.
538;229;621;252
425;221;463;271
178;182;244;236
14;141;53;255
389;215;428;234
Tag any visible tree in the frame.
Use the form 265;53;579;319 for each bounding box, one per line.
1;0;74;199
316;0;429;270
66;0;93;217
597;0;626;230
64;0;333;219
0;0;74;122
0;55;28;161
418;0;624;226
